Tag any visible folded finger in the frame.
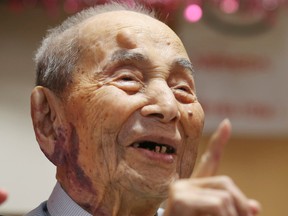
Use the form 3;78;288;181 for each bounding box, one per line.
191;176;252;216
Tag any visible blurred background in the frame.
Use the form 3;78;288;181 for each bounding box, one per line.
0;0;287;215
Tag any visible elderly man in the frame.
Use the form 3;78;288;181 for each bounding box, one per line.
25;2;260;216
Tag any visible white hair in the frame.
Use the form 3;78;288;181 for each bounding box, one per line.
35;1;156;94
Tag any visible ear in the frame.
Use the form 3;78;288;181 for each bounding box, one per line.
31;86;69;166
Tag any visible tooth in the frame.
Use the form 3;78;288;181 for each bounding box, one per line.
133;143;140;148
155;145;160;153
161;146;167;153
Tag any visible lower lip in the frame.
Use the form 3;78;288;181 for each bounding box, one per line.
130;147;176;164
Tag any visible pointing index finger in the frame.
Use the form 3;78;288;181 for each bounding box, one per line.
192;119;232;178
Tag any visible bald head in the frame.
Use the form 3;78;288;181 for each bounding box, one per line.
34;3;156;95
74;10;187;77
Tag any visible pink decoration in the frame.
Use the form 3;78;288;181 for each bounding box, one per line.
4;0;288;24
220;0;240;13
184;4;203;22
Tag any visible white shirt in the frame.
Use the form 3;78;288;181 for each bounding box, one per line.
46;183;164;216
47;183;91;216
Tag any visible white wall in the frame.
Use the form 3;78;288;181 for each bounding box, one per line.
0;6;67;214
177;8;288;137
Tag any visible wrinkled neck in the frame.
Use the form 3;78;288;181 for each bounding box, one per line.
90;182;162;216
57;169;163;216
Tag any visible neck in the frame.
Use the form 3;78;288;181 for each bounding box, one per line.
96;187;162;216
57;173;163;216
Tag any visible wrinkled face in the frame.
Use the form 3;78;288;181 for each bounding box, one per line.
62;11;204;199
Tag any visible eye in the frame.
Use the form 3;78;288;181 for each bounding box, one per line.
176;85;191;93
111;70;144;93
174;84;193;94
118;74;137;82
172;84;197;104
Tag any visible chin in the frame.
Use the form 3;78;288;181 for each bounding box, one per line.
113;161;179;198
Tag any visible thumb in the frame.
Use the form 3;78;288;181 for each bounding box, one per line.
192;119;231;178
0;188;8;204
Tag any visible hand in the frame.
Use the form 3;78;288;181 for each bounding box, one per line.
0;188;8;205
164;119;261;216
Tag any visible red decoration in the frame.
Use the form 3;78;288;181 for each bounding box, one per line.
4;0;180;15
3;0;288;22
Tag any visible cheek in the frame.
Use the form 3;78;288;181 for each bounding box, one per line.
66;86;143;179
178;103;205;178
84;86;142;133
68;126;94;189
179;102;205;141
67;86;131;130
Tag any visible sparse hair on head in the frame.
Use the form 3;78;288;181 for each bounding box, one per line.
35;1;156;95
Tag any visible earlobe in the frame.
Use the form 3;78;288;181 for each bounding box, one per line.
31;86;68;165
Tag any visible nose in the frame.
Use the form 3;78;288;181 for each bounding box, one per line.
140;80;181;123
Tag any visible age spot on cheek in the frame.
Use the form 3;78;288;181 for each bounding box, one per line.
70;125;93;187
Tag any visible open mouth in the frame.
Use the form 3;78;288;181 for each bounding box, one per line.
131;141;176;154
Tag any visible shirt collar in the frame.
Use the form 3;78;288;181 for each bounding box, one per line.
47;182;92;216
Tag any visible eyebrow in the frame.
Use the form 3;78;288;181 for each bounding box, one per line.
109;49;194;75
110;50;149;64
174;58;195;75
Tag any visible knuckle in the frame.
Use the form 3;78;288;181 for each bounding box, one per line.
171;179;189;191
210;198;225;214
169;179;198;199
221;191;233;204
212;197;224;208
211;196;236;216
219;175;234;186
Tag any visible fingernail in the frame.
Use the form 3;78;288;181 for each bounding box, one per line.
221;118;231;127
